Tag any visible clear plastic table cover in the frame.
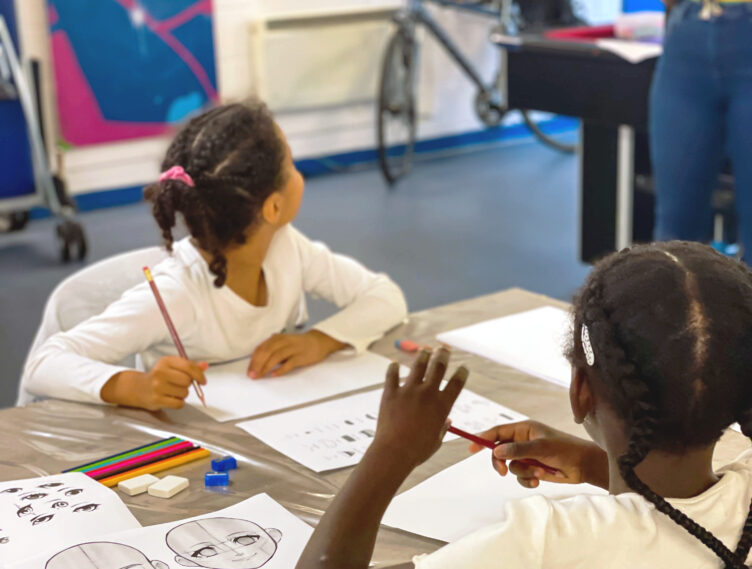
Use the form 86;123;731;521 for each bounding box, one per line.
1;289;748;567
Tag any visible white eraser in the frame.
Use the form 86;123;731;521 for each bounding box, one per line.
118;474;160;496
147;475;189;499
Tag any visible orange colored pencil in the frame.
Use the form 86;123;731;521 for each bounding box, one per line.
99;447;210;488
143;267;206;407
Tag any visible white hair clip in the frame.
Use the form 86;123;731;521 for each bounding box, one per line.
581;324;595;366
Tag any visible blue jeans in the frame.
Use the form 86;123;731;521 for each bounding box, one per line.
649;1;752;261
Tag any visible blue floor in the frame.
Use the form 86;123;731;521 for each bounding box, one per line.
0;131;589;408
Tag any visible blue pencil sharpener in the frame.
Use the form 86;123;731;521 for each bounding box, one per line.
211;455;238;472
204;471;230;487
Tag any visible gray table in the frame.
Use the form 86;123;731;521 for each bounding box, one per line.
2;288;748;567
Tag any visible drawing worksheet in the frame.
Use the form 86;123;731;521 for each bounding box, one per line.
188;351;401;422
11;493;313;569
437;306;573;388
382;451;607;543
238;389;527;472
0;473;141;565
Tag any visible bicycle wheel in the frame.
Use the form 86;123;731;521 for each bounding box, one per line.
521;110;577;154
377;28;418;186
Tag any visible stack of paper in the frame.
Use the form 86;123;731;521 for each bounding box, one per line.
437;306;573;388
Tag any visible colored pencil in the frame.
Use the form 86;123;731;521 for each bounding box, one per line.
87;441;197;480
99;448;211;488
448;425;560;476
63;437;181;473
143;267;206;407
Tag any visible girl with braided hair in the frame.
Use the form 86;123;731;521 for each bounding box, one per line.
294;241;752;569
23;100;407;411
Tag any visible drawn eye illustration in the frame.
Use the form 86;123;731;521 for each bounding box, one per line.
21;493;47;501
64;489;83;497
16;505;33;518
49;501;68;509
233;534;260;546
0;488;21;494
0;537;8;544
73;503;99;513
191;546;219;558
37;483;63;489
30;514;54;526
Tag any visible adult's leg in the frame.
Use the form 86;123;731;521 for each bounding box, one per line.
723;7;752;264
649;4;725;244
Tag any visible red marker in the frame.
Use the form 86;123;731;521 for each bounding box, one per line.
143;267;207;407
448;425;559;476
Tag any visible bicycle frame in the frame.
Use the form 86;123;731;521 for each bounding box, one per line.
403;0;512;95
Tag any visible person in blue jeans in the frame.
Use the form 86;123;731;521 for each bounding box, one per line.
650;0;752;261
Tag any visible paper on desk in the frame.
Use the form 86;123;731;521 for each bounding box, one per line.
595;39;662;63
238;388;527;473
11;492;313;569
0;472;141;566
437;306;572;388
382;451;607;543
188;351;394;422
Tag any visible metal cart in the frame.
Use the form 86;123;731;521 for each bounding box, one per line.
0;15;86;262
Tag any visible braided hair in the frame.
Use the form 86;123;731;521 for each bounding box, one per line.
567;241;752;568
143;100;287;287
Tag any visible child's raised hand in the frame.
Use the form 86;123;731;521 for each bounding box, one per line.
469;420;609;489
247;330;346;379
371;348;468;469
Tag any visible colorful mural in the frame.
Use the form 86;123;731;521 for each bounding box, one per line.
48;0;218;146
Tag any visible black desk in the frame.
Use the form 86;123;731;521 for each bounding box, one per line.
493;31;658;262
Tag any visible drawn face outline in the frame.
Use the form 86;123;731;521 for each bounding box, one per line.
166;518;282;568
45;541;169;569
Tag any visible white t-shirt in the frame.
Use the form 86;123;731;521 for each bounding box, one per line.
415;451;752;569
22;225;407;404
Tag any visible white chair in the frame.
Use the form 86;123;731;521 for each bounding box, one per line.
17;246;169;405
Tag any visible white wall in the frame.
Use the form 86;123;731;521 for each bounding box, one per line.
15;0;619;196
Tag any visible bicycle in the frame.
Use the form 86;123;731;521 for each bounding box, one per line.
377;0;578;185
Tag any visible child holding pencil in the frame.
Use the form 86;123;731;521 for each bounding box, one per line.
21;100;407;411
297;242;752;569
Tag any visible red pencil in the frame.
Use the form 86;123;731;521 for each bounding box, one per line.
87;441;197;480
143;267;206;407
448;425;559;476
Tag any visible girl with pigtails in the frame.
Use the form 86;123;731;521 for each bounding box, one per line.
298;241;752;569
22;100;407;411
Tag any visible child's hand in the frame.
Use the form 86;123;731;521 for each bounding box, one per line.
247;330;346;379
470;420;609;489
370;348;468;470
102;357;207;411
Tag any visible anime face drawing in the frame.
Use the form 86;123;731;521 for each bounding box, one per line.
165;517;282;568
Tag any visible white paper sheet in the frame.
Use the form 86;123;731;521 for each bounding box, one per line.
382;451;607;543
238;389;527;473
0;473;141;566
11;493;313;569
187;351;395;422
437;306;573;388
595;39;663;63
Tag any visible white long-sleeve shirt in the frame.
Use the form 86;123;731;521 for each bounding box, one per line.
22;225;407;404
415;451;752;569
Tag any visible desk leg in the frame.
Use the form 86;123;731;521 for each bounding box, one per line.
616;125;635;251
580;122;618;262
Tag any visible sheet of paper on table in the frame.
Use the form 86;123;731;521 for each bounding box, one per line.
238;388;527;473
437;306;572;388
10;493;313;569
187;351;396;422
595;39;663;63
0;472;141;566
382;451;607;543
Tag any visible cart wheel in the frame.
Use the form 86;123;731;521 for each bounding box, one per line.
474;91;507;127
377;26;418;186
56;220;87;263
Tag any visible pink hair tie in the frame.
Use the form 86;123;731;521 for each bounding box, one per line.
159;165;195;187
